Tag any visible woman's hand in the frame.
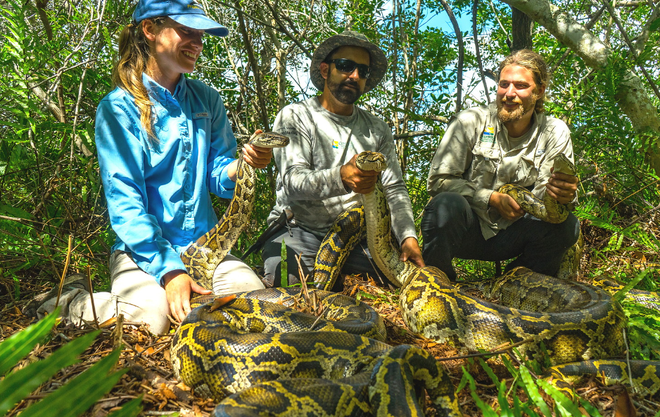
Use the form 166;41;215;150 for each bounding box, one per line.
242;143;273;169
227;130;275;181
162;270;212;323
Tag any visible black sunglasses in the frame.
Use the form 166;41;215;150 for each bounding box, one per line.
327;58;371;79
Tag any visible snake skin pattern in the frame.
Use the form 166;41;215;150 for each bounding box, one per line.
358;151;660;403
172;142;461;416
181;131;289;289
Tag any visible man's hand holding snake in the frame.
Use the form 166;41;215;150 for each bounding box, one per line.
547;170;578;205
400;237;425;268
341;153;379;194
489;191;525;220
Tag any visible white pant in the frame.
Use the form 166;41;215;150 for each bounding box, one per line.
36;251;265;335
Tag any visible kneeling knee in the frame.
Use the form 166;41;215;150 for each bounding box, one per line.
558;213;581;248
422;193;471;229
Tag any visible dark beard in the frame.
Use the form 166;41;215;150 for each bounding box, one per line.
327;77;362;105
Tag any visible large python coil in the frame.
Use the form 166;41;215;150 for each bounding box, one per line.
356;151;660;401
172;139;461;416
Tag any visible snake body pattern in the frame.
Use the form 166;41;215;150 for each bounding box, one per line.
180;132;290;289
171;137;461;416
498;153;582;279
357;151;660;401
172;140;660;416
356;152;625;363
498;153;574;224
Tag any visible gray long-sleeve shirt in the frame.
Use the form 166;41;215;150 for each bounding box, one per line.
427;103;574;239
268;97;417;245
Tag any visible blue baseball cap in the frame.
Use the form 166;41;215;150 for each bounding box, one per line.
132;0;229;37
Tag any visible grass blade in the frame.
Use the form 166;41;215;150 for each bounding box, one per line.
0;308;59;376
0;329;100;416
518;364;552;416
18;349;127;417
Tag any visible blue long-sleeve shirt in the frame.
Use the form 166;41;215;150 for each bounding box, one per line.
95;74;237;283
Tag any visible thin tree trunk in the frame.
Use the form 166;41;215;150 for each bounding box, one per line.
472;0;490;103
235;0;271;131
511;6;534;51
438;0;464;113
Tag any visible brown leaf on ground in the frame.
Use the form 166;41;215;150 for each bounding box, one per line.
615;389;637;417
2;271;659;416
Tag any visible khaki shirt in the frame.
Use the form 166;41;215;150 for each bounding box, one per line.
427;103;574;239
268;97;418;245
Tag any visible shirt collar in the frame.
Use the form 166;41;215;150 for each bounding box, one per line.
142;73;188;102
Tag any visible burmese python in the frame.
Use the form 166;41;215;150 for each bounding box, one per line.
172;136;461;416
180;131;289;289
498;152;582;279
357;151;660;401
497;153;574;224
173;288;459;416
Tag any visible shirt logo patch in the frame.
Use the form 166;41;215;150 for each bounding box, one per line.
536;149;545;156
194;112;209;118
481;126;495;143
333;140;346;149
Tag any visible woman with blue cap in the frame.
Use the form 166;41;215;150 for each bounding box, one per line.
25;0;271;335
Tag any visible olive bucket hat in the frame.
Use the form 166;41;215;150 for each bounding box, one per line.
310;30;387;94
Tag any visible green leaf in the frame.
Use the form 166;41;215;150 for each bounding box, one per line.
497;379;513;416
0;329;100;416
476;357;499;384
18;349;127;417
537;379;583;417
612;269;653;303
577;397;604;417
650;17;660;32
280;238;287;287
519;365;552;416
461;367;499;417
455;365;470;394
106;397;143;417
0;307;59;376
520;403;541;417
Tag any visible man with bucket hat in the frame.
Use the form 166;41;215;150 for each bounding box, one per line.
261;30;424;289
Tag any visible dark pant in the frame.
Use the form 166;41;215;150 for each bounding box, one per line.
262;225;387;290
420;192;581;281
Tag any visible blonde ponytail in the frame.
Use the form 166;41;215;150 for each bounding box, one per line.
111;18;165;141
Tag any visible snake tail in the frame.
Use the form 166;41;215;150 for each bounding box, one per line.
547;359;660;398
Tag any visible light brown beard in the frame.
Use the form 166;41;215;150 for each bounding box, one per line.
497;93;538;123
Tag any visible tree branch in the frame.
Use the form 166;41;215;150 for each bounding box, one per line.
632;3;660;57
438;0;464;113
394;130;442;139
601;0;660;101
500;0;660;173
234;0;270;130
499;0;610;68
473;0;490;103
